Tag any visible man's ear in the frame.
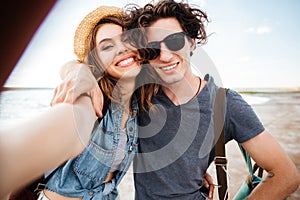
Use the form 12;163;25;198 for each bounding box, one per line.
190;38;196;50
190;38;196;56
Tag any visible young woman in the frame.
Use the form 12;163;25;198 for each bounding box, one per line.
1;4;214;200
38;6;155;200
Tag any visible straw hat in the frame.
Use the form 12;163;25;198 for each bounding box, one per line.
74;6;125;62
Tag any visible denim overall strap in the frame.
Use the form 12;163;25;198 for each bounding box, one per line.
82;189;102;200
82;179;115;200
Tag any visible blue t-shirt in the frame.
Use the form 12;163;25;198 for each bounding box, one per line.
134;75;264;199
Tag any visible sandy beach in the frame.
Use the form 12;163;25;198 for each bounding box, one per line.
118;92;300;199
1;90;298;199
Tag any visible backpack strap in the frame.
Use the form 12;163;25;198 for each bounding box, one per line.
214;88;228;200
238;144;264;188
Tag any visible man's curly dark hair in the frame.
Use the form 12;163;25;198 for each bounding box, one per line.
127;0;209;45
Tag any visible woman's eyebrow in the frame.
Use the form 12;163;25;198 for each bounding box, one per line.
97;38;114;45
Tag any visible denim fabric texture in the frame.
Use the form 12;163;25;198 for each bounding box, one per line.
45;97;139;200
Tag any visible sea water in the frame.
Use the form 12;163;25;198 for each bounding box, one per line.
0;88;270;127
1;88;300;199
0;88;54;128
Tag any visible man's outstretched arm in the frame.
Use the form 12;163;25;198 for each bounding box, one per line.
0;96;96;198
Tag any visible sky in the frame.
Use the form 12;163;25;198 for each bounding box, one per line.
4;0;300;89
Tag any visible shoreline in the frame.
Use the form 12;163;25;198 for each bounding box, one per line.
213;93;300;199
0;89;299;199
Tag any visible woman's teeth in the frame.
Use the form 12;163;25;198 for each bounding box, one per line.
118;57;134;67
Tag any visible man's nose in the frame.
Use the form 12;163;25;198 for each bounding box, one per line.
159;43;173;61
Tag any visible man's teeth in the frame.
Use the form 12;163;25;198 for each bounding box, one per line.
118;57;134;66
161;63;177;71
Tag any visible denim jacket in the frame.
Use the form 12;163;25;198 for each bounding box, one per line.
45;97;139;200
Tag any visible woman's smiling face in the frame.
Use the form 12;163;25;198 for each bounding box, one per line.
95;23;141;80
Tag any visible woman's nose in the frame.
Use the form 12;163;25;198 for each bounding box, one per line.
116;41;128;55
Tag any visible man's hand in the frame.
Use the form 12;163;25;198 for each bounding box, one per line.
50;61;103;117
203;172;214;199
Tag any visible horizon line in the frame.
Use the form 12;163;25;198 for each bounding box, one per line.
1;86;300;94
1;86;54;91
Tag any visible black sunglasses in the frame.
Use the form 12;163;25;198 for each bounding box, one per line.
142;32;187;61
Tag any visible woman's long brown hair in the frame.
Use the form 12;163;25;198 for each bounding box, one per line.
87;15;158;112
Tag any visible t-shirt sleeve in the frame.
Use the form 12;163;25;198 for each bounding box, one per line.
224;89;265;143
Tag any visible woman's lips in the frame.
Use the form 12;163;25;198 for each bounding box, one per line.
116;55;135;68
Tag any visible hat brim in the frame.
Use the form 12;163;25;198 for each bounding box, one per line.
74;6;125;62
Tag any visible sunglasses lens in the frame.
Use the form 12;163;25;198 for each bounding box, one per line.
165;33;185;51
147;41;160;49
142;42;160;60
143;32;186;60
139;47;160;61
147;48;160;60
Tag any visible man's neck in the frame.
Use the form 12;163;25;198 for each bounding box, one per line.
162;74;204;106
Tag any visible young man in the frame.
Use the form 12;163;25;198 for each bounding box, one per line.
52;1;300;199
129;1;300;200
